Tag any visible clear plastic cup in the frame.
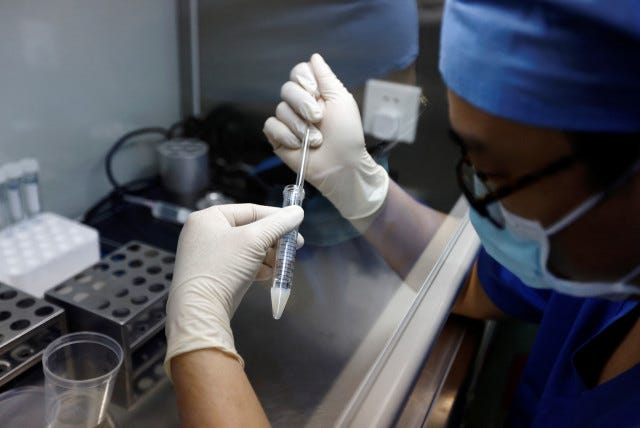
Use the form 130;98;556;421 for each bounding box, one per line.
42;332;123;428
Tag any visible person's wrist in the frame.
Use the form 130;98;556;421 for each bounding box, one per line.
164;278;243;381
164;321;243;380
345;165;389;232
320;159;389;230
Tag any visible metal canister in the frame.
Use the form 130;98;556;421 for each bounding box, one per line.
156;139;209;199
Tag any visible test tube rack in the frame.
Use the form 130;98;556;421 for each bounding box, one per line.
0;282;66;389
0;212;100;298
45;241;173;408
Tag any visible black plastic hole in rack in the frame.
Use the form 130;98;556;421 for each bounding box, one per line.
131;296;148;305
94;263;110;271
149;284;165;293
34;306;55;317
10;319;30;331
132;277;146;286
16;298;35;309
115;289;129;298
96;300;110;310
113;308;130;318
11;345;35;361
0;290;17;300
146;266;161;275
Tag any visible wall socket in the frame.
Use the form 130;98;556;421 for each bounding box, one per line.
362;79;422;144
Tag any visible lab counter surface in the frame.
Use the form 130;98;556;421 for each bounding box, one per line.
6;197;481;427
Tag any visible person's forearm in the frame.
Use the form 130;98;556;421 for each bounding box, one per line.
363;181;507;319
171;349;270;428
451;262;507;319
362;180;447;278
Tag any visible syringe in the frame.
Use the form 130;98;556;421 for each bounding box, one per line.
271;127;311;319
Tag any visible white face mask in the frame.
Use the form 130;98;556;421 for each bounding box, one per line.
469;163;640;300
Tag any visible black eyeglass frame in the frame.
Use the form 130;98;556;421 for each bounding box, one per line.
450;129;580;228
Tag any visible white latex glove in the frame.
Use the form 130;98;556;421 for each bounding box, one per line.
164;203;304;378
263;53;389;230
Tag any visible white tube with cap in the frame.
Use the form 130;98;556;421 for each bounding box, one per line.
19;158;41;216
4;162;24;222
0;167;10;229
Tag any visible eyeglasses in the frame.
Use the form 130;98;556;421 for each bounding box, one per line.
450;129;580;228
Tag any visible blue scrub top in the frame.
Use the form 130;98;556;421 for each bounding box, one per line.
476;248;640;427
202;0;419;103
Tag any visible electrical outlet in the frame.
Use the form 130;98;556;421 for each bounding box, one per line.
362;79;422;144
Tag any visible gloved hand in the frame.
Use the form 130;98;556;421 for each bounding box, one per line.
164;203;304;377
263;53;389;230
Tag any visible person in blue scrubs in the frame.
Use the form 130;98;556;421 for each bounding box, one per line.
201;0;419;106
164;1;640;426
201;0;420;247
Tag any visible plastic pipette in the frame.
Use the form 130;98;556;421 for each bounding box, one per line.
295;128;312;189
271;127;311;319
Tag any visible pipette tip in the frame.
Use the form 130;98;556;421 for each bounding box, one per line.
271;287;291;320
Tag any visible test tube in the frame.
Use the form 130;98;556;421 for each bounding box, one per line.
4;163;25;223
270;184;305;319
270;127;312;320
19;158;41;216
0;167;10;229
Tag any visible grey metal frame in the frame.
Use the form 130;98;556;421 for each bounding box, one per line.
177;0;201;117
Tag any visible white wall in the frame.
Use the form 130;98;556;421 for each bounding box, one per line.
0;1;180;218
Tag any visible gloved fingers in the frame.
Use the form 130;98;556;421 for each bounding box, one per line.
254;246;277;282
281;81;323;123
271;144;303;174
246;205;304;251
216;203;282;227
290;61;320;98
275;102;322;148
255;230;303;281
310;53;347;99
264;116;299;150
264;235;303;271
183;204;230;227
264;246;276;268
255;263;273;281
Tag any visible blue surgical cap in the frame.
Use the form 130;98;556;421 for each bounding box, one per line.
439;0;640;131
